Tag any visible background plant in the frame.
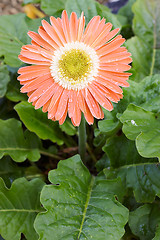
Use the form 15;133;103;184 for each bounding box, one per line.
0;0;160;239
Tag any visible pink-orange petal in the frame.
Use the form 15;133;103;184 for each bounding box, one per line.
69;12;78;42
50;16;67;44
42;99;51;113
28;78;54;102
90;22;112;48
99;62;131;72
34;83;56;109
28;31;55;51
48;86;64;117
61;10;71;43
82;88;102;119
18;69;50;81
18;65;49;74
96;76;123;94
20;74;51;93
68;90;75;118
88;84;113;111
18;55;50;65
23;45;53;59
59;106;68;125
55;89;69;120
42;19;63;47
77;12;85;41
96;35;125;56
38;26;59;50
70;95;81;126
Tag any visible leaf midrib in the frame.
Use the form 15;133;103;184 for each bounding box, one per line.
150;0;157;75
77;176;95;239
0;209;42;213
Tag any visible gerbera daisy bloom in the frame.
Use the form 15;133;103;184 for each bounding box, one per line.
18;10;132;126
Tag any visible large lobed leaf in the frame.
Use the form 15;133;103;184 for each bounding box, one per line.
34;155;128;240
0;177;45;240
15;101;65;145
126;0;160;80
0;119;41;162
0;14;41;67
0;65;10;98
120;104;160;159
129;204;160;240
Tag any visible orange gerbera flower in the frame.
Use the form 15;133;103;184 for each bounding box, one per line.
18;10;132;126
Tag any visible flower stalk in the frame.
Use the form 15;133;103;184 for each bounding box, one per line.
78;114;86;163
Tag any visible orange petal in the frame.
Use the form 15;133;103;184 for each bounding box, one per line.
77;12;85;41
18;55;50;65
20;74;51;92
61;10;71;43
18;65;49;74
42;20;63;47
38;26;59;50
99;62;131;72
93;82;123;103
23;45;53;59
83;16;101;44
59;105;68;125
83;88;102;119
96;76;123;94
88;84;113;111
105;28;120;43
69;12;78;42
28;31;55;51
70;94;81;126
28;78;54;102
90;22;112;48
55;89;69;120
42;99;52;112
35;83;56;109
18;69;50;81
48;86;64;118
50;16;67;44
96;35;125;56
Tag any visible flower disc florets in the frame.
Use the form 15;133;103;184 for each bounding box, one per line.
50;41;99;90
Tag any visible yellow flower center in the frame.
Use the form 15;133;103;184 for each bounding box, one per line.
50;41;99;90
58;49;92;82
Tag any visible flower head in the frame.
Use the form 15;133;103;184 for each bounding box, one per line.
18;10;132;126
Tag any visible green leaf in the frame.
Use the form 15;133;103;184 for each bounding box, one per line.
0;14;41;67
41;0;65;16
34;155;128;240
6;73;27;102
0;177;44;240
103;134;154;168
15;101;65;145
98;119;120;136
0;65;10;98
125;37;152;81
129;204;160;240
0;119;41;162
0;157;25;187
65;0;97;24
118;0;136;25
153;224;160;240
60;118;77;136
96;2;122;29
104;162;160;202
120;104;160;159
132;0;160;45
132;0;160;76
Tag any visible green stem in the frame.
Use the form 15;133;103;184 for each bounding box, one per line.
78;114;86;163
40;150;62;160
